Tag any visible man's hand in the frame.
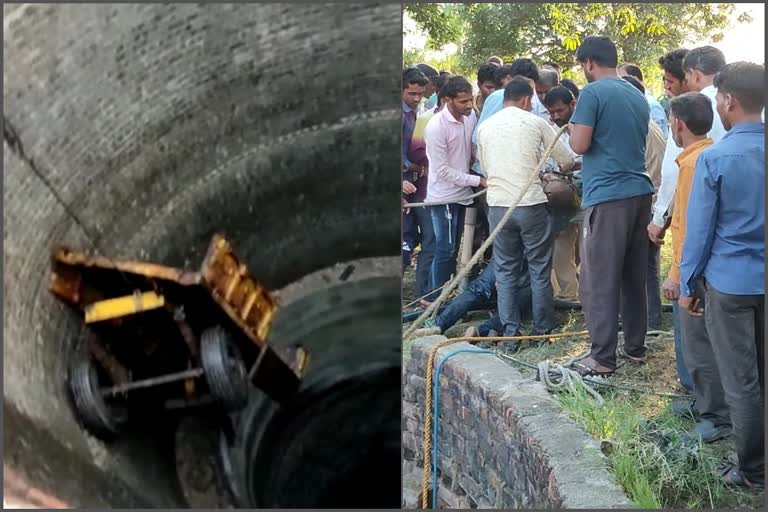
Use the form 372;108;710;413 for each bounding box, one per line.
479;177;488;188
662;278;680;301
648;222;666;246
679;295;704;316
407;162;425;176
402;180;417;195
401;198;410;214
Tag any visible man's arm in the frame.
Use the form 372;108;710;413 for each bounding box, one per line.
426;124;482;188
539;120;575;172
651;132;682;227
679;154;719;297
568;87;598;155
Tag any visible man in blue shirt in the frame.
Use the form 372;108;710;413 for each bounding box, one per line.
566;36;654;377
678;62;765;490
619;62;670;137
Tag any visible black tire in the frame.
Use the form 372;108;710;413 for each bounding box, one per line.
200;326;249;411
68;356;128;438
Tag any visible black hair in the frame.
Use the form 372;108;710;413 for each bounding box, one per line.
668;92;714;135
509;58;540;82
658;48;690;81
575;36;618;67
492;64;514;88
402;67;428;90
622;75;645;95
503;76;534;102
416;63;439;82
713;62;766;114
620;63;643;82
542;85;575;107
542;61;561;72
434;73;453;100
439;70;451;76
683;46;726;75
442;75;474;98
560;78;580;99
477;63;498;84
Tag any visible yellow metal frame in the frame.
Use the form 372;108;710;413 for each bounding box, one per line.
84;291;166;324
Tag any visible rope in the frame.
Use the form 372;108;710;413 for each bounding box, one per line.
536;360;605;405
431;349;493;509
403;188;487;209
419;329;587;509
405;124;569;341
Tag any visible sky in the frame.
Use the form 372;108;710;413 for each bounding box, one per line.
690;3;764;64
404;3;766;65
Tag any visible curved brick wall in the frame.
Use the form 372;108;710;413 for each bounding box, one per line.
403;337;634;509
3;3;400;507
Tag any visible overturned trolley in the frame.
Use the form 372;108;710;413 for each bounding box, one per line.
49;234;308;438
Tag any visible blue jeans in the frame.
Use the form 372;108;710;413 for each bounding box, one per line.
489;204;555;336
402;206;435;297
429;204;466;300
673;300;694;393
436;262;533;334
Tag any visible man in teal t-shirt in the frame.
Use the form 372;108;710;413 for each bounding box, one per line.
567;36;654;377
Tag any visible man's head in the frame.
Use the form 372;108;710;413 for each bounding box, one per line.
492;64;515;88
622;75;646;95
542;86;576;126
659;48;690;98
432;73;452;111
682;46;726;92
487;56;503;67
442;75;475;118
668;92;714;148
542;62;562;81
502;76;535;112
402;67;428;110
508;58;541;83
713;62;766;131
560;78;580;100
537;68;560;102
575;36;618;82
618;63;644;83
477;63;498;99
416;63;440;96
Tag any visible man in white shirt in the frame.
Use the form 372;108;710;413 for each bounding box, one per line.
477;77;575;347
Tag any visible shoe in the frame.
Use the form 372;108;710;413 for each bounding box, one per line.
464;326;479;339
668;400;699;419
412;326;442;337
680;419;732;448
719;464;765;490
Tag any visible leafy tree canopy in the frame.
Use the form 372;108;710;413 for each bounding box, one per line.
406;3;747;95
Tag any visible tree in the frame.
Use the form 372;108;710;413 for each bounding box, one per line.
410;3;744;94
403;3;464;50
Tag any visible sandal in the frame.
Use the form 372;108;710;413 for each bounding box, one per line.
572;357;615;377
719;463;764;490
618;345;647;364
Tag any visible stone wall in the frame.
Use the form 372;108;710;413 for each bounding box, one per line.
402;336;634;509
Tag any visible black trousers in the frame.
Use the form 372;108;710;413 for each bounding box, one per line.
579;194;652;370
704;281;764;484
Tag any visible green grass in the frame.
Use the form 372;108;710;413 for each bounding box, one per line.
555;385;762;509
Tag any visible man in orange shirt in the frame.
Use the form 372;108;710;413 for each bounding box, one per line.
663;92;730;445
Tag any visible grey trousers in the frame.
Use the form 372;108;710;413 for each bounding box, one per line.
489;204;555;336
579;194;652;370
679;303;729;426
704;281;764;484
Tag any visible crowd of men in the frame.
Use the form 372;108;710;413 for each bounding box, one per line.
402;36;764;489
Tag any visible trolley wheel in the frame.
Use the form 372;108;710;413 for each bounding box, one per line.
68;356;128;438
200;326;249;411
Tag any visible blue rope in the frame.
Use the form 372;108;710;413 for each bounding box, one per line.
432;349;493;509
